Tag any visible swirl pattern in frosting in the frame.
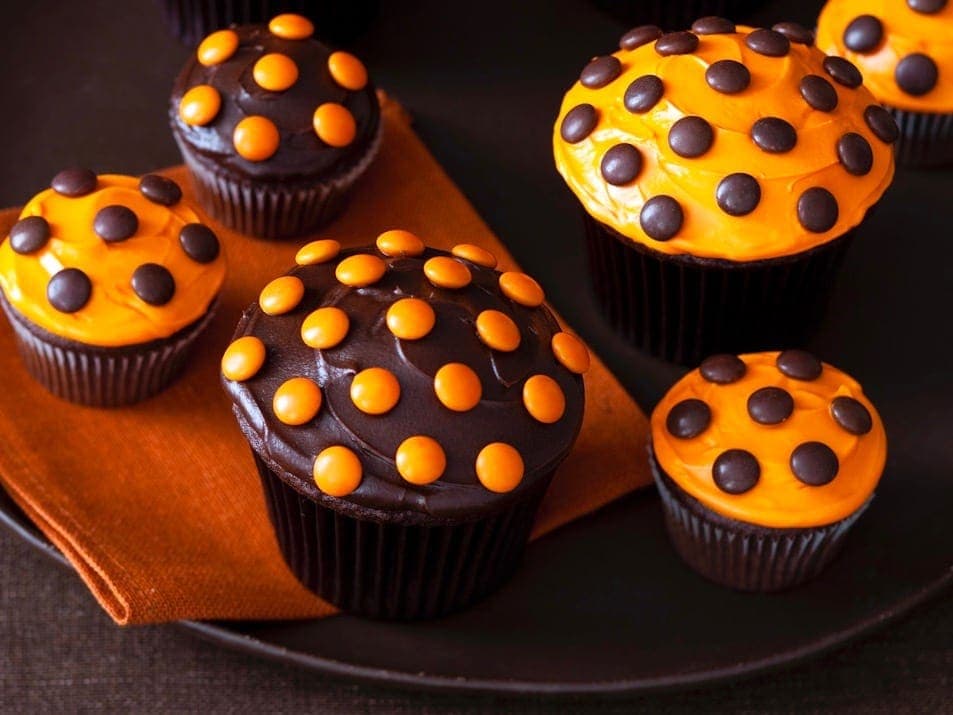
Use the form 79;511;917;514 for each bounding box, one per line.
553;24;896;261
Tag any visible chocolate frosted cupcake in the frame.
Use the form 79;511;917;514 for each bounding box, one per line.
0;170;225;406
170;14;381;239
553;20;897;364
221;232;588;618
817;0;953;167
650;350;887;591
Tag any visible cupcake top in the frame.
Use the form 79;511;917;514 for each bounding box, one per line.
817;0;953;113
651;350;886;528
0;170;226;347
170;13;380;182
553;20;897;262
222;233;588;522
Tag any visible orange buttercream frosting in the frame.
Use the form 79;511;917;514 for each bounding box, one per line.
0;173;225;347
553;24;896;261
651;351;886;528
817;0;953;113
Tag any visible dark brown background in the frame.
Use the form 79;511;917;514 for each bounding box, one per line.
0;0;950;711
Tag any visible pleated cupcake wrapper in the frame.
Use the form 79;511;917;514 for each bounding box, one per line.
887;106;953;169
0;293;214;408
652;454;868;592
176;124;381;240
590;0;767;31
583;214;852;365
254;453;550;620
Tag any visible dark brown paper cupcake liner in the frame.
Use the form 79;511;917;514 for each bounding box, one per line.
887;106;953;169
0;292;216;407
584;214;853;365
175;123;381;240
651;448;868;591
254;453;550;620
589;0;767;31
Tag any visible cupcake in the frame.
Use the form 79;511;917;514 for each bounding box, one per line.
169;14;381;239
553;20;897;364
817;0;953;167
221;232;588;619
592;2;769;32
0;169;225;406
156;0;379;48
650;350;886;591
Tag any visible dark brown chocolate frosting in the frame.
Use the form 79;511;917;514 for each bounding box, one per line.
223;246;586;522
169;24;379;183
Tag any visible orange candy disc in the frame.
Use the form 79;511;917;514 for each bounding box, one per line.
386;298;435;340
523;374;566;424
179;85;221;126
350;367;401;415
434;363;482;412
313;103;357;147
313;445;362;497
499;271;544;307
253;53;299;92
268;13;314;40
551;332;590;374
259;275;305;315
451;243;498;268
376;229;425;257
197;29;238;66
423;256;472;289
295;239;341;266
475;443;525;493
335;253;386;287
272;376;322;425
301;307;349;349
328;51;369;91
475;310;521;352
395;435;447;485
221;336;266;381
233;116;280;161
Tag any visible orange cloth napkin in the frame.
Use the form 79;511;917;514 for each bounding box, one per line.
0;97;650;625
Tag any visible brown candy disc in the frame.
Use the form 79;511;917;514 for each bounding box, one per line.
139;174;182;206
560;103;598;143
776;349;823;380
93;205;139;243
668;116;714;158
790;442;839;485
580;55;622;88
699;354;746;384
640;195;683;241
800;74;839;112
620;25;662;51
745;29;790;57
712;449;760;494
843;15;883;54
10;216;51;255
655;31;699;56
797;187;839;233
715;173;761;216
837;132;874;176
131;263;176;306
666;398;711;439
831;396;873;435
51;167;97;197
747;386;795;425
895;53;939;96
600;143;642;185
624;75;664;113
705;60;750;94
47;268;92;313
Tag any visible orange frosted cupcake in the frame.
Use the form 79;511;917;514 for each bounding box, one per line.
553;19;897;364
650;350;887;590
0;170;226;406
817;0;953;166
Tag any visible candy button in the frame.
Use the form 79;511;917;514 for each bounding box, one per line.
560;103;598;143
335;253;387;286
328;51;368;91
424;256;472;289
295;239;341;266
475;310;521;352
712;449;760;494
51;167;96;197
475;443;524;493
179;224;220;264
273;376;322;425
9;216;51;255
747;386;794;425
523;374;566;424
269;13;314;40
434;363;481;412
131;263;176;306
395;436;446;485
376;229;425;257
776;349;823;380
580;55;622;88
831;396;873;435
313;445;362;497
699;354;745;384
94;205;138;243
301;307;349;349
386;298;435;340
253;53;299;92
139;174;182;206
452;243;497;268
350;367;400;415
233;116;280;161
313;103;357;147
259;275;305;315
790;442;839;486
179;85;221;126
47;268;91;313
197;29;238;66
221;336;266;381
666;398;711;438
499;272;544;307
551;332;590;374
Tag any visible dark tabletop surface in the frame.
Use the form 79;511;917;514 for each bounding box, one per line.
0;0;950;711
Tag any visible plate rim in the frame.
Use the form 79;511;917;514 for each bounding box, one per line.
1;486;950;697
